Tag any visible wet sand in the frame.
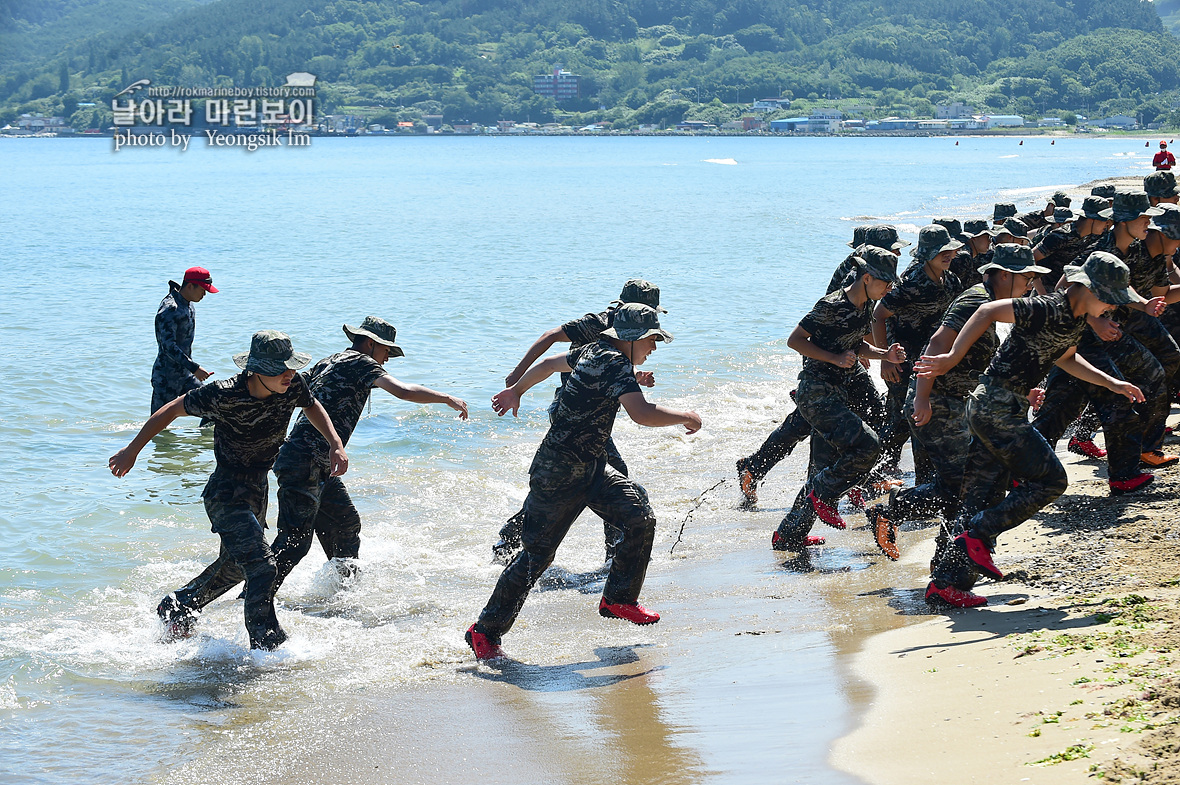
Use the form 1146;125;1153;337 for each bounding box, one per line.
836;416;1180;784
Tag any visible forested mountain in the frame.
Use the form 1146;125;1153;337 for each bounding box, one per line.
3;0;1179;129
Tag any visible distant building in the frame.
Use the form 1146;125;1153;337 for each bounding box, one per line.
533;66;581;102
770;116;812;132
949;117;985;130
675;120;716;132
496;120;516;133
979;114;1025;128
15;114;71;133
1038;117;1066;127
1092;115;1138;130
871;117;920;131
936;102;976;120
749;97;792;113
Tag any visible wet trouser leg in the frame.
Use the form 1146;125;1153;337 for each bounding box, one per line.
313;476;362;562
1160;307;1180;393
477;454;654;641
151;374;200;415
891;389;970;523
499;438;626;557
877;369;913;473
740;409;812;481
776;376;880;544
272;456;326;593
1123;310;1180;451
1033;367;1090;448
168;489;284;649
932;384;1068;590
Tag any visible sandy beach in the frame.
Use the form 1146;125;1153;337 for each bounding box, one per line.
835;412;1180;784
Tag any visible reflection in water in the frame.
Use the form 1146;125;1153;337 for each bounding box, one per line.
143;427;214;495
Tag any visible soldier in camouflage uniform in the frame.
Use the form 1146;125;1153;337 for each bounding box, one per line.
866;245;1048;561
493;279;666;564
870;225;966;508
1035;192;1175;483
151;267;217;414
465;304;701;661
737;226;904;505
771;248;906;552
1033;197;1111;293
916;252;1149;608
1145;171;1179;207
111;331;348;650
949;220;996;288
270;317;468;595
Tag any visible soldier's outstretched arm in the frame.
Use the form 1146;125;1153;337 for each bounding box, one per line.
619;391;701;433
505;327;569;387
915;300;1014;378
1054;347;1145;402
376;375;468;419
109;396;190;476
492;353;572;417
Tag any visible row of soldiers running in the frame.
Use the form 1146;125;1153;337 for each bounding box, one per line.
737;174;1180;608
114;271;696;658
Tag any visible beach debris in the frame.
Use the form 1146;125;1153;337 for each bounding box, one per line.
1007;598;1028;605
669;478;727;555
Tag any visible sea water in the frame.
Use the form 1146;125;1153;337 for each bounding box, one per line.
0;135;1151;784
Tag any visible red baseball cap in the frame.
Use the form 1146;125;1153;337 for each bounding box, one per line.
183;266;219;293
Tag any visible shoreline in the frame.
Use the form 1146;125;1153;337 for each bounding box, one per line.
834;414;1180;784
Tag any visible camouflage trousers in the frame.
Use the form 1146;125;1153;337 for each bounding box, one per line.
497;437;626;557
887;386;970;524
739;369;885;482
879;366;934;484
1161;307;1180;393
161;469;284;649
774;374;881;545
477;446;656;641
931;379;1068;590
150;372;201;415
270;450;362;596
1032;330;1158;481
1122;309;1180;451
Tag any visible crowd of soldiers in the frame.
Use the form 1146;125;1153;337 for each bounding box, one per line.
107;172;1180;660
739;175;1180;608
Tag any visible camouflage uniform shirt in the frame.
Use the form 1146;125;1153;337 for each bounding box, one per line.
950;249;983;288
797;289;874;384
152;282;199;398
984;290;1087;392
540;340;642;463
826;250;867;295
184;371;314;475
880;263;964;364
933;283;998;398
281;350;387;469
1035;227;1088;288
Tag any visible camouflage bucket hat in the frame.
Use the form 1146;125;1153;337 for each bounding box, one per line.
601;303;673;343
999;217;1029;238
963;218;998;237
1063;251;1147;306
1150;203;1180;240
233;330;311;375
992;202;1017;223
1081;195;1113;220
912;224;964;262
864;224;909;251
1052;190;1072;208
932;217;966;242
1112;190;1164;223
856;246;901;284
847;224;872;248
977;243;1051;276
611;278;667;313
343;316;405;357
1144;170;1179;199
1045;206;1078;224
1090;184;1117;199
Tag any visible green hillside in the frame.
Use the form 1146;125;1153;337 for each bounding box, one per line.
4;0;1180;129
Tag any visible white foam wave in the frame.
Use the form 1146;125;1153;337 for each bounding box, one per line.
703;158;738;165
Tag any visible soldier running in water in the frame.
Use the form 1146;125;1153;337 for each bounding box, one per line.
492;279;665;564
270;317;468;595
111;331;348;649
466;304;700;661
771;248;907;552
